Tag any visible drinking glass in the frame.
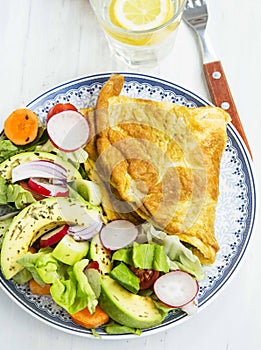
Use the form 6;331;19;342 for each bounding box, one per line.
89;0;186;68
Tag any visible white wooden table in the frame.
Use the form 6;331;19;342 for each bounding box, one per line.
0;1;260;349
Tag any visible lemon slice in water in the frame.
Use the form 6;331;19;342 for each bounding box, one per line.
109;0;175;31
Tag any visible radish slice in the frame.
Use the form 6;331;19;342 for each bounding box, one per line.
68;220;103;241
154;270;199;308
100;219;138;250
47;110;89;152
12;160;67;183
28;178;69;197
40;225;69;248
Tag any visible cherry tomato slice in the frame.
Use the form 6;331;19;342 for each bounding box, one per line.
47;103;78;121
86;260;100;271
129;266;159;290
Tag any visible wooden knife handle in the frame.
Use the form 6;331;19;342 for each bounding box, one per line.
203;60;252;158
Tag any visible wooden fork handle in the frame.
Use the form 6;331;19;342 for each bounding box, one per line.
203;60;252;158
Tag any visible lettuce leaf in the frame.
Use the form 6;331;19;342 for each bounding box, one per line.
132;242;155;269
111;247;132;265
36;252;63;284
51;278;76;309
84;267;101;298
104;321;142;335
72;259;98;313
0;176;36;209
0;140;19;163
17;247;99;314
50;259;98;314
17;243;100;314
12;268;32;284
17;247;61;286
143;223;205;281
112;242;169;273
0;129;48;163
6;183;36;209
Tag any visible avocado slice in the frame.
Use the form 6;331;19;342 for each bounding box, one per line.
99;276;164;329
0;151;81;182
74;179;102;205
109;262;140;294
53;234;89;266
89;234;112;275
0;197;100;279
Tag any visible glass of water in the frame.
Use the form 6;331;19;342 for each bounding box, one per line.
89;0;186;68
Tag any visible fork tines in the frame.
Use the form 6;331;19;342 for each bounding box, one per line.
186;0;206;8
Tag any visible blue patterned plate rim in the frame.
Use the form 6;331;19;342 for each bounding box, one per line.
0;72;256;340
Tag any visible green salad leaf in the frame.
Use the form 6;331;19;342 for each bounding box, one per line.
12;268;32;284
112;242;169;273
51;278;77;309
84;267;101;298
104;321;142;335
17;247;61;286
18;247;99;315
0;128;48;163
0;140;18;163
6;183;36;209
36;252;63;284
132;242;155;269
0;176;36;209
143;223;205;281
72;259;98;313
50;259;98;314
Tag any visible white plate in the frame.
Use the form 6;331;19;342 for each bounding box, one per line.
0;73;256;339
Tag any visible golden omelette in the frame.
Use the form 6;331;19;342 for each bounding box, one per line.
83;74;231;264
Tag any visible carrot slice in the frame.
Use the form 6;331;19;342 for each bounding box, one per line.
29;279;51;295
4;108;39;145
70;305;109;329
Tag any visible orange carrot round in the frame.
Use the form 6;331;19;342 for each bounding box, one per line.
70;305;109;329
29;279;51;295
4;108;39;145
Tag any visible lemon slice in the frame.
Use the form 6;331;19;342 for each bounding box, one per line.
109;0;174;31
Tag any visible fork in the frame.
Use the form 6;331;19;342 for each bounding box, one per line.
183;0;252;158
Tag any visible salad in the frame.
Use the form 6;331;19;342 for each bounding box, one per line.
0;102;205;336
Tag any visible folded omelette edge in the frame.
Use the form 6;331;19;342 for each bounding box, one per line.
83;74;231;265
